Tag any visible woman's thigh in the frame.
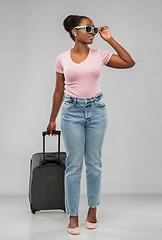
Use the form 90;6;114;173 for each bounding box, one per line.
61;105;85;166
84;102;108;159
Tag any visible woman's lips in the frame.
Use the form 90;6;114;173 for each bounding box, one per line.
88;36;94;39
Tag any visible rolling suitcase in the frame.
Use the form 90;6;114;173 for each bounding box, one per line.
28;130;66;214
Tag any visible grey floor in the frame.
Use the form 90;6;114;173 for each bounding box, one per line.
0;194;161;240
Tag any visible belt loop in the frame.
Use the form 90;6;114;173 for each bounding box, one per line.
93;95;96;104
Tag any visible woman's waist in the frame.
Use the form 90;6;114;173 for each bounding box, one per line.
63;92;103;103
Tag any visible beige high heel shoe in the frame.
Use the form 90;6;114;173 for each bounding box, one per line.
86;218;98;229
67;226;80;235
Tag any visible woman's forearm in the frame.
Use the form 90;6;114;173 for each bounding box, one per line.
49;90;64;123
107;37;135;64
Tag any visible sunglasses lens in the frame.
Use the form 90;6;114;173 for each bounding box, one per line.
86;26;92;33
94;27;98;34
85;26;98;34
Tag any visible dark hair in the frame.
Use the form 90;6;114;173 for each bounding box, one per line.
63;15;89;41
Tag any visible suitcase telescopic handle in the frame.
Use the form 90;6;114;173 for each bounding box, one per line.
42;130;61;137
42;130;61;164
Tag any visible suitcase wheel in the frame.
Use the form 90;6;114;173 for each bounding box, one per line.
30;204;38;214
63;206;66;212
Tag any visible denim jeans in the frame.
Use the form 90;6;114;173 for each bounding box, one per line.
61;92;108;216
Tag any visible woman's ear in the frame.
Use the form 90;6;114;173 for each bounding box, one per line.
71;29;77;37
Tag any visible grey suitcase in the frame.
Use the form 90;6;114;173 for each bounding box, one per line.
28;130;66;214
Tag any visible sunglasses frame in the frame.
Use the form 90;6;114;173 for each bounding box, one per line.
73;25;99;34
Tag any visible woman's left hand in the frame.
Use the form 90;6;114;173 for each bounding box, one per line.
99;26;112;42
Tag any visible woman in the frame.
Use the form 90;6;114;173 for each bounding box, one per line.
47;15;135;235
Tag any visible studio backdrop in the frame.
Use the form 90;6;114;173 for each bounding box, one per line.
0;0;161;195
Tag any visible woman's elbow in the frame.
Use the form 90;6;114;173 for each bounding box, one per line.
128;60;135;68
132;60;135;67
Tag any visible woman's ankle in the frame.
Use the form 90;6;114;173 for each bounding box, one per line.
70;215;78;219
68;215;79;228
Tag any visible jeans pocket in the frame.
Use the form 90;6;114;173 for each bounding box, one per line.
62;100;74;110
95;97;106;107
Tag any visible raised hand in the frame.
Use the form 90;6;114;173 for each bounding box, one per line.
99;26;112;42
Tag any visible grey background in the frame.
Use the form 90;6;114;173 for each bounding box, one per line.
0;0;161;195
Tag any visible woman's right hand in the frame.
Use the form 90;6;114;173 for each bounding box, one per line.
47;121;57;136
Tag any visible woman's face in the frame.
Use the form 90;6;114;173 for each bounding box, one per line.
72;18;97;44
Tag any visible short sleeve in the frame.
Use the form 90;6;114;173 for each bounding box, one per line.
99;49;113;65
55;55;63;73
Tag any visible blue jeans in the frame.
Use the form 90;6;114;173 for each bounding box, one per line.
61;92;108;216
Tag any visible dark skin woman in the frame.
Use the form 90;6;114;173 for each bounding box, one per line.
47;17;135;230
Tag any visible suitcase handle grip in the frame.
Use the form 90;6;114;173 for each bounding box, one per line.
42;130;61;137
42;130;61;164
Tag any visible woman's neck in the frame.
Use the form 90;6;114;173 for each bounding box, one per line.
72;42;89;54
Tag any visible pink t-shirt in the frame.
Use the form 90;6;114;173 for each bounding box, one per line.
55;47;112;98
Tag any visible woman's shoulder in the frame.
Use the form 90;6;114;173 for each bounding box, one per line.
90;48;112;59
57;49;70;58
90;48;110;54
89;48;112;65
89;47;98;53
89;48;109;55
